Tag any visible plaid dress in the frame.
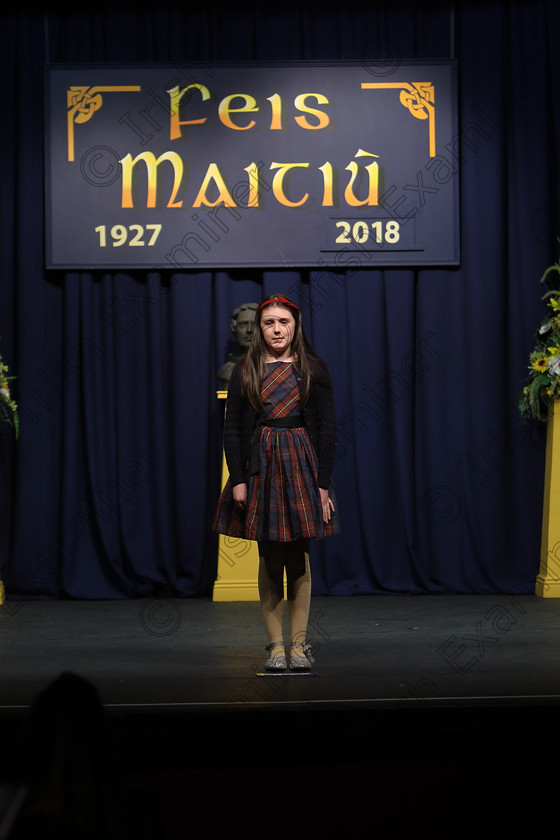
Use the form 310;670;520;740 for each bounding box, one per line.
213;361;339;542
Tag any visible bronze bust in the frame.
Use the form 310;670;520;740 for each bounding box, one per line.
216;302;258;389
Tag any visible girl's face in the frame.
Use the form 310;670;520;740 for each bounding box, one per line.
260;305;296;359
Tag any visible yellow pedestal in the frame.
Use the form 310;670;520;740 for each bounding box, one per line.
0;579;4;605
213;390;260;601
536;399;560;597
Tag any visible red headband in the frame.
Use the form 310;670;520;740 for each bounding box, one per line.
258;296;299;312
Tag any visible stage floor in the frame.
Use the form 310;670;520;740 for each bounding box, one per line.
2;593;560;709
1;593;559;838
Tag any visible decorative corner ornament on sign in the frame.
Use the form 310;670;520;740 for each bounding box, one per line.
67;85;142;161
361;82;436;157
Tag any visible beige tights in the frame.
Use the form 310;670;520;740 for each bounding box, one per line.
258;539;311;661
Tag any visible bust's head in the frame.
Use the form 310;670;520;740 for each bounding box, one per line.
231;302;258;350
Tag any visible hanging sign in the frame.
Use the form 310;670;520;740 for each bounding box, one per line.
45;60;459;269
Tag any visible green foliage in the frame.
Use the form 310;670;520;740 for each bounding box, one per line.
0;354;19;438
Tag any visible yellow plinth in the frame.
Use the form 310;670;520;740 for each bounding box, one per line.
213;390;260;601
0;579;4;605
536;399;560;597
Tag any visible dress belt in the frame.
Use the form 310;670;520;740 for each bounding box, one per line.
250;415;304;475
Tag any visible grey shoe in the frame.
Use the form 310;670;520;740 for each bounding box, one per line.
289;642;313;671
264;642;287;671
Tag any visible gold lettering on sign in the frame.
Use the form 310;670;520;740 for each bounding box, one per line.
120;151;184;208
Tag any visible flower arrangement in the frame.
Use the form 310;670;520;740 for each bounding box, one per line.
519;253;560;422
0;353;19;438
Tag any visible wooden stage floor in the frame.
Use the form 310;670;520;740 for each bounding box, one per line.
1;594;559;838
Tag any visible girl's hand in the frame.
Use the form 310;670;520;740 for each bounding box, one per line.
233;483;247;511
319;487;335;524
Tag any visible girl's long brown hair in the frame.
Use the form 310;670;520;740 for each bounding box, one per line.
240;293;318;411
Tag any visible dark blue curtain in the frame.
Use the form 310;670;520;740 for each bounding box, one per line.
1;0;558;598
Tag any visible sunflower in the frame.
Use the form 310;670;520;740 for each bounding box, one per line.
531;355;549;373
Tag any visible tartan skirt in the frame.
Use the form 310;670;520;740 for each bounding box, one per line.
213;425;339;542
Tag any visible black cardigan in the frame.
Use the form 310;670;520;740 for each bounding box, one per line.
223;358;337;489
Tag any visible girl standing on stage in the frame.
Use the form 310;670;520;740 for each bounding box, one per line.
214;293;339;671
